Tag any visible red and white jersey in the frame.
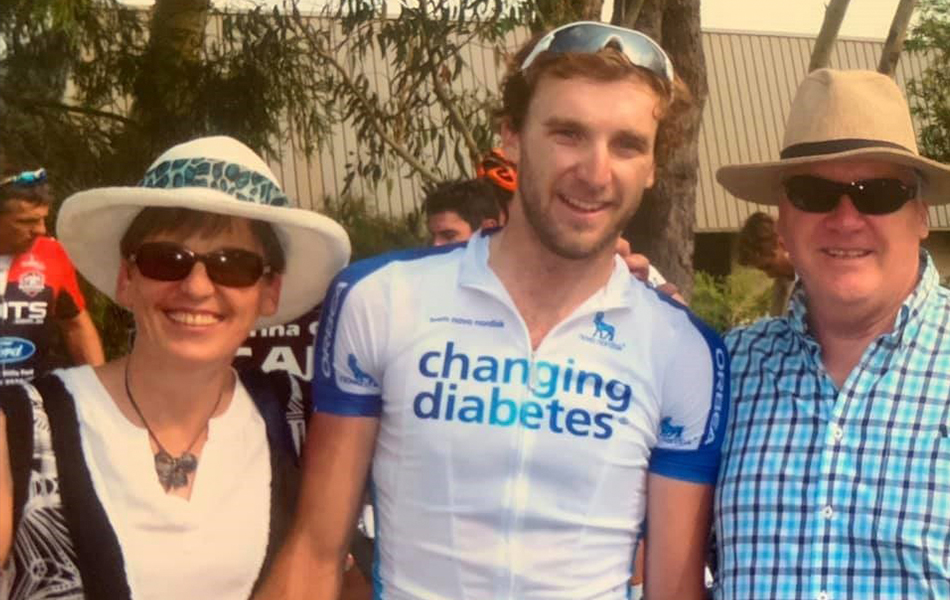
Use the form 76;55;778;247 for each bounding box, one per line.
0;237;86;386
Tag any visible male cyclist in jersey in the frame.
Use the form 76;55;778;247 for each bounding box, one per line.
0;168;103;385
257;22;728;600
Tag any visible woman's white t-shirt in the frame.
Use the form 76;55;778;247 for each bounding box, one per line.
61;366;271;600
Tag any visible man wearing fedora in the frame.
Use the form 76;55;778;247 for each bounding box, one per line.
714;68;950;599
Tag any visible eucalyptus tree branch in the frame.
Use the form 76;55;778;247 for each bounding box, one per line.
2;91;140;126
415;0;480;167
427;56;481;166
302;27;442;184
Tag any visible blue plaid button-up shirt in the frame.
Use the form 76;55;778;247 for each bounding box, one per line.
715;252;950;600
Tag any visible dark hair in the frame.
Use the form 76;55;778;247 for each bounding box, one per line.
119;207;286;274
485;181;513;221
422;179;502;230
736;212;779;268
0;180;53;208
496;32;691;155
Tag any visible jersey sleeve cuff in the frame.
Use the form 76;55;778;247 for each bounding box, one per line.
648;447;719;484
313;382;382;417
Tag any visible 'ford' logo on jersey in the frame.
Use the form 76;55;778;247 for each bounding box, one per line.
0;337;36;364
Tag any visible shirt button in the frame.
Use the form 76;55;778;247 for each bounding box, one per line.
831;424;844;442
821;505;834;519
817;592;830;600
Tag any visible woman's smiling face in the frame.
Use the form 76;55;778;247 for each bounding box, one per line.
117;216;281;366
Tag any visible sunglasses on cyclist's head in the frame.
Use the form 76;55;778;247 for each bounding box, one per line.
782;175;919;216
0;168;47;188
520;21;675;85
127;241;272;288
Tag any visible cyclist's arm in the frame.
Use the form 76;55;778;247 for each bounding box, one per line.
52;241;104;367
59;310;105;366
644;474;712;600
254;413;378;600
256;266;386;599
643;311;727;599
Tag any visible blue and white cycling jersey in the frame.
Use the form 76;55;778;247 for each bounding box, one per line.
314;231;729;600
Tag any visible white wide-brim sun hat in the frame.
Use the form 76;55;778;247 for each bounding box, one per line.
716;68;950;206
57;135;351;328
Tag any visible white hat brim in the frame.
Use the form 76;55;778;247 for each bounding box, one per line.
57;186;351;328
717;148;950;206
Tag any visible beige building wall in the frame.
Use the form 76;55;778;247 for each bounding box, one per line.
245;21;946;235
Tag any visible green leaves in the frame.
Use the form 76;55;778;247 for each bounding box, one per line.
299;0;526;192
690;269;773;334
906;0;950;163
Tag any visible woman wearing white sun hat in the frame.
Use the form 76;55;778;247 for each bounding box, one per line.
0;135;350;599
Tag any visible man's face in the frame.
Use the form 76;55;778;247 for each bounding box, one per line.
427;210;474;246
502;73;659;260
777;159;928;313
0;199;49;254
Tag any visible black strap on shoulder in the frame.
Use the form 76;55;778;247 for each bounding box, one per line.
241;367;300;461
1;384;34;534
239;367;303;594
36;374;132;600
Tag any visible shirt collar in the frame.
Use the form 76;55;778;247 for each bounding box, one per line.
788;248;939;343
458;230;643;311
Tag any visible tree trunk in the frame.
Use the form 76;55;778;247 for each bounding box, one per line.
130;0;211;149
617;0;705;298
532;0;605;31
611;0;649;29
581;0;605;20
809;0;851;71
878;0;918;75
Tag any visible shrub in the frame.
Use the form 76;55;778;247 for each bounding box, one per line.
690;268;772;334
323;195;425;261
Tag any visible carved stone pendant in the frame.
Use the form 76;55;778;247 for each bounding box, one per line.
154;450;198;491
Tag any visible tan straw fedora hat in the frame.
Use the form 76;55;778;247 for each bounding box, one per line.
717;68;950;206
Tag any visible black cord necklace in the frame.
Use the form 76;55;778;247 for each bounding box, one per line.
123;359;225;491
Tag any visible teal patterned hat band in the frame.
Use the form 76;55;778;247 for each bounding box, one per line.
139;158;290;207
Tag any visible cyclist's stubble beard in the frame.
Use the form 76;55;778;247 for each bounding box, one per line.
516;151;638;262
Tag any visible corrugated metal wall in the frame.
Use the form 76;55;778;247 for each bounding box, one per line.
247;19;944;231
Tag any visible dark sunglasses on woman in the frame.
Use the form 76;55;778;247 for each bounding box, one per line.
782;175;918;215
128;241;271;288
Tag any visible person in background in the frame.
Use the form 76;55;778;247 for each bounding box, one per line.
0;136;350;599
0;168;104;386
423;178;505;245
715;69;950;599
735;211;795;315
